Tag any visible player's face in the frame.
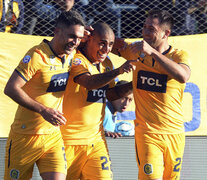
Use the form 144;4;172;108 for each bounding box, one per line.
58;24;84;55
87;32;115;63
142;17;166;48
112;93;133;113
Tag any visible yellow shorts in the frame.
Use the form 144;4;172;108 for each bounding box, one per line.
135;132;185;180
65;140;113;180
4;130;67;180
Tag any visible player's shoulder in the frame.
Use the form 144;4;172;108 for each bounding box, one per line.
170;46;188;57
22;40;49;60
170;46;190;65
33;39;51;55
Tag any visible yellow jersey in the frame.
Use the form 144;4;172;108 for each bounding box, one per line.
61;50;115;145
119;42;190;134
11;39;74;134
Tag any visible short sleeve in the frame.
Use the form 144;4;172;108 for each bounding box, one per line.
173;50;191;69
16;48;42;81
70;56;90;79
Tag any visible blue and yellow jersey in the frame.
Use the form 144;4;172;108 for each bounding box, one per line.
61;50;115;145
11;39;74;134
119;42;190;134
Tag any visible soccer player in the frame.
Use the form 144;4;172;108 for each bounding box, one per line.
115;9;191;180
61;22;136;180
4;10;85;180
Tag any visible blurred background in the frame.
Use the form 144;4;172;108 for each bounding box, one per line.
1;0;206;37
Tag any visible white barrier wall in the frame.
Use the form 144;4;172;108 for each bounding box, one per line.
1;137;207;180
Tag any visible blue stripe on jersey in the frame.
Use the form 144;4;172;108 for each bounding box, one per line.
15;69;28;82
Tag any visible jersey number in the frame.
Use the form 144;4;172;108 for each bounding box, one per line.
101;156;112;170
173;157;181;172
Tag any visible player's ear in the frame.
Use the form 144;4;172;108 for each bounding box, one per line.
166;29;171;37
163;29;171;39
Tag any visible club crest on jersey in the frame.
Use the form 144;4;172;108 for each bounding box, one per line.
10;169;19;179
137;70;168;93
73;58;81;65
144;164;153;175
87;85;109;103
22;55;31;63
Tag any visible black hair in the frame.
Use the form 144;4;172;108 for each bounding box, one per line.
115;80;133;92
56;10;85;28
147;9;174;30
116;80;130;87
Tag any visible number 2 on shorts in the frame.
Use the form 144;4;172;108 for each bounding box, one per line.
173;157;181;172
101;156;109;170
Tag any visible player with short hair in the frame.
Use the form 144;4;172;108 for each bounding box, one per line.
115;9;191;180
61;22;136;180
4;10;85;180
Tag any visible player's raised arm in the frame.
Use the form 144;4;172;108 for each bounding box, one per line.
74;60;136;90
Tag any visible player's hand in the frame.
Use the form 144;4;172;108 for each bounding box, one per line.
105;131;122;138
118;60;137;74
82;25;94;43
129;40;154;56
40;107;67;126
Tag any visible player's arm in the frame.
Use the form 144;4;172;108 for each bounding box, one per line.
131;40;191;83
111;37;127;56
151;50;191;83
106;81;133;101
4;71;66;126
74;60;136;90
